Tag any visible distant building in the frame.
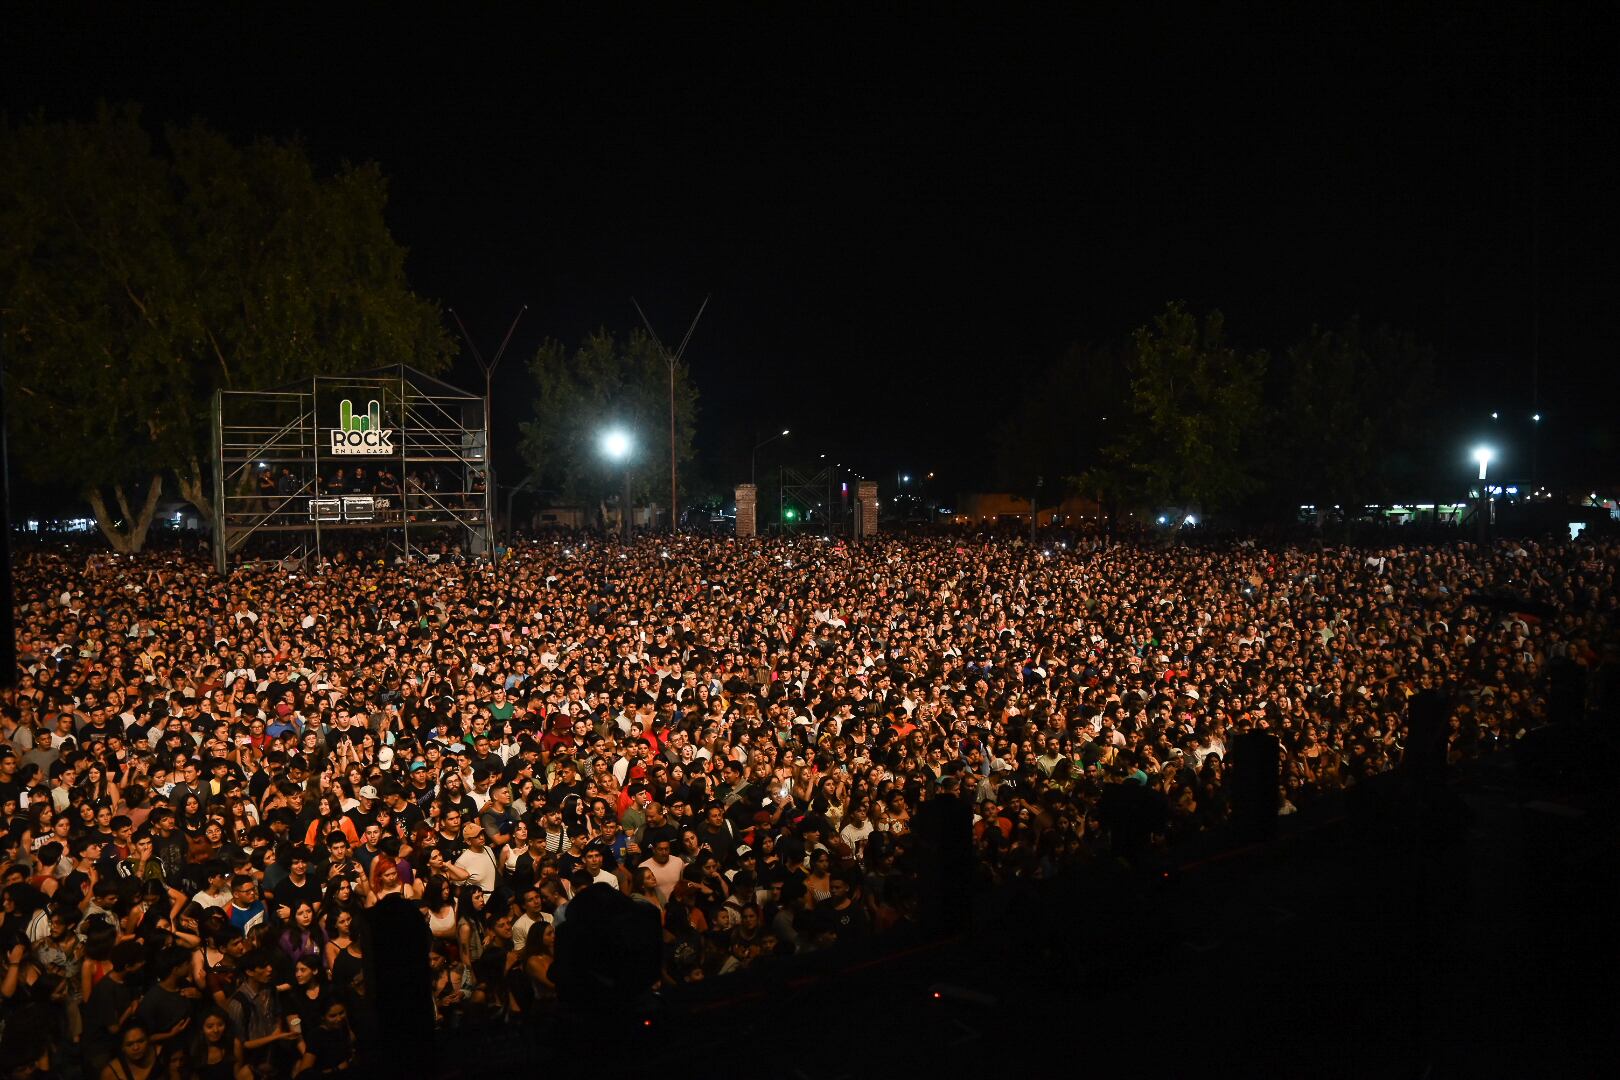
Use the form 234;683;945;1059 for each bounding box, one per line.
951;492;1100;527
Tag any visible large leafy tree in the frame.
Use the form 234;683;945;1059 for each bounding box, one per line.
1101;302;1268;515
518;328;698;512
1271;319;1439;513
997;339;1131;499
0;107;451;551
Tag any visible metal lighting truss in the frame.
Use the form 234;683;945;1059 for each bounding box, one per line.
778;465;838;535
211;365;491;574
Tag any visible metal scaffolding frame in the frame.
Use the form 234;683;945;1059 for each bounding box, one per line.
211;365;491;575
779;465;838;534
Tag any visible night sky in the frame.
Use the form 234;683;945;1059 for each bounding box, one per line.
7;5;1618;496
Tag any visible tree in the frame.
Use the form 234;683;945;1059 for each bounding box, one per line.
1270;324;1377;513
1270;319;1441;516
518;329;699;517
0;107;452;551
997;339;1131;499
1102;302;1268;515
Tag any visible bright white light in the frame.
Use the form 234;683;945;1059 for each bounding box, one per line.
902;475;910;483
600;429;632;461
781;429;790;436
1490;412;1498;420
1184;514;1197;525
1472;446;1493;465
1156;515;1168;525
1506;486;1518;494
1532;413;1541;422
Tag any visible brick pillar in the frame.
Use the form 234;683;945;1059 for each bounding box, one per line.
854;481;879;538
735;484;757;538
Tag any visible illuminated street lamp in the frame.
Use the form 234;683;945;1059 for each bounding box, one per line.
1472;445;1494;542
751;429;789;488
601;428;633;541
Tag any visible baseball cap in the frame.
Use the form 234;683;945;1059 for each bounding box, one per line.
358;786;379;801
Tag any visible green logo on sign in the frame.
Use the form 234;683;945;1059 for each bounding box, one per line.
331;399;393;455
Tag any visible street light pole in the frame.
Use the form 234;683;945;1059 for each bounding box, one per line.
751;429;789;536
751;429;789;489
1531;412;1542;491
601;428;633;544
633;296;708;534
1473;446;1493;545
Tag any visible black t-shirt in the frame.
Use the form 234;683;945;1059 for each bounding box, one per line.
342;807;378;835
78;717;118;745
137;983;194;1038
82;974;139;1060
271;874;323;914
692;822;735;864
386;800;424;835
548;778;586;806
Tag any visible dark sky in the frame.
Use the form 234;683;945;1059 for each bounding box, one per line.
7;4;1618;494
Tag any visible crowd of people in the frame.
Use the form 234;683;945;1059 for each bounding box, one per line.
0;529;1612;1077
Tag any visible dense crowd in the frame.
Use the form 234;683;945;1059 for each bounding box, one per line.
0;531;1613;1078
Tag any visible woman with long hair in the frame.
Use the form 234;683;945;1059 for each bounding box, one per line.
99;1019;159;1080
511;922;557;1015
454;886;490;970
78;914;118;1004
497;820;528;876
283;955;331;1038
322;875;361;923
422;876;460;951
364;854;411;905
323;907;364;997
82;761;123;811
276;901;323;969
631;866;664;913
302;794;358;850
186;1007;250;1080
201;817;240;865
802;849;834;907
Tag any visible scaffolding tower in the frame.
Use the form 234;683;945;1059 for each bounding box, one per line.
779;465;839;534
211;365;490;575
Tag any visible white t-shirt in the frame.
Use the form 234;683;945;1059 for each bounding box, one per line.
192;888;230;911
644;854;686;902
512;910;554;951
455;845;499;894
